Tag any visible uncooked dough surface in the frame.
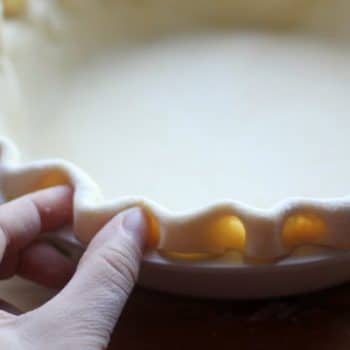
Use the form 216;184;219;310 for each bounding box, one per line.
5;29;350;210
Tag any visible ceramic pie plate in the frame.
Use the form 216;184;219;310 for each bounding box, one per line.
1;0;350;302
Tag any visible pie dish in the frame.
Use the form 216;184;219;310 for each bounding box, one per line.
1;0;350;300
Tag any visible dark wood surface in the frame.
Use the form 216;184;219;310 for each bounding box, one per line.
108;284;350;350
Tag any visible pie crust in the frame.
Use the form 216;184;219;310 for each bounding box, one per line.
1;0;350;299
2;135;350;261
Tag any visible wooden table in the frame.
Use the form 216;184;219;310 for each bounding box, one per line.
2;278;349;349
109;284;350;350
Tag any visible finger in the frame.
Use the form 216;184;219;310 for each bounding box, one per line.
19;208;148;349
17;241;77;289
0;185;73;278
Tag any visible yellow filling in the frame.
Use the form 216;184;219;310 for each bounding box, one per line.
160;251;218;261
282;213;327;248
3;0;26;17
161;215;246;262
144;210;160;250
36;170;70;191
206;215;246;252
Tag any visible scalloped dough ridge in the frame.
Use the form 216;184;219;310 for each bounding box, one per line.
1;138;350;261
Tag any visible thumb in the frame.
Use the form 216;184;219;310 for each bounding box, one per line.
18;207;149;349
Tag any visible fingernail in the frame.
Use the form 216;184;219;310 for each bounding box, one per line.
122;207;148;246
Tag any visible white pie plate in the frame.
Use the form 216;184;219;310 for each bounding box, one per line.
1;0;350;301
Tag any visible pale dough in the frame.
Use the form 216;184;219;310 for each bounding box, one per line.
1;11;349;210
6;35;350;209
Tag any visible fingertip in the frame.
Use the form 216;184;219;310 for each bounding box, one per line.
121;207;149;249
87;207;150;255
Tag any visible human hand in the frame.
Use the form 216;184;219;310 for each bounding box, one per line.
0;185;149;349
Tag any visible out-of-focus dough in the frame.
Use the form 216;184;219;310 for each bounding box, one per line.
5;29;350;210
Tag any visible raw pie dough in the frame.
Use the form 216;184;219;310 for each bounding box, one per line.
1;0;350;305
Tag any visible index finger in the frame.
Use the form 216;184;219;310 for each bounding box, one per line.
0;185;73;260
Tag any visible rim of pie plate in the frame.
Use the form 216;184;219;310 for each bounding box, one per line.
1;0;350;269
